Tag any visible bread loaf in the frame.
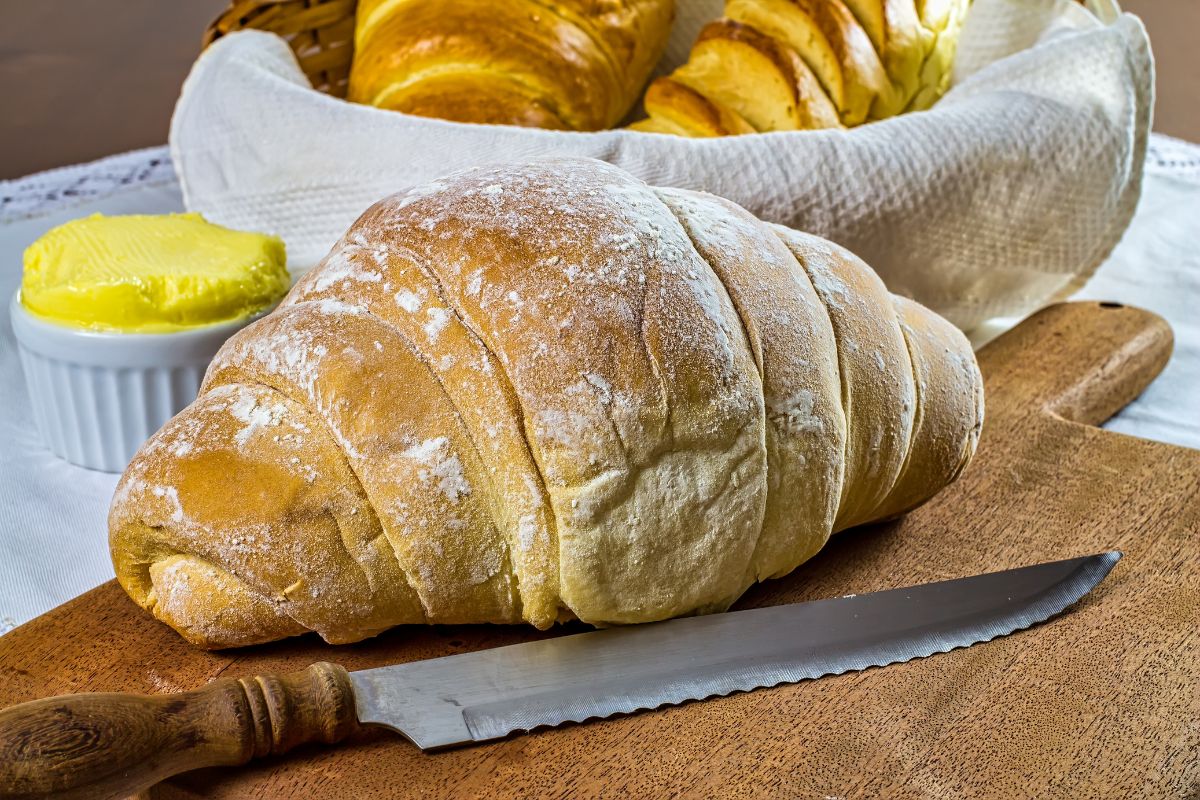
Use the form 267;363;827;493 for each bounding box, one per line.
630;0;970;135
347;0;675;131
109;158;984;649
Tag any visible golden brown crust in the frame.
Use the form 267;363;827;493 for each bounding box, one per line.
681;19;843;132
348;0;675;130
630;0;969;135
730;0;889;125
641;78;757;137
108;383;424;648
370;74;571;129
109;158;983;648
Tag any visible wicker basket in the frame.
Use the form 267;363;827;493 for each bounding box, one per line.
204;0;357;97
203;0;1114;102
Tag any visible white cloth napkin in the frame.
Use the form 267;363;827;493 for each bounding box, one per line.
170;0;1152;330
0;149;184;633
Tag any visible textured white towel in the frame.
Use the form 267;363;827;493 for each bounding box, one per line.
170;0;1151;331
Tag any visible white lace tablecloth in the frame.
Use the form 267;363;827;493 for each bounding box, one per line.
1;136;1198;632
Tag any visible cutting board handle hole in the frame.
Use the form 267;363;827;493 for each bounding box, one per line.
1099;302;1124;309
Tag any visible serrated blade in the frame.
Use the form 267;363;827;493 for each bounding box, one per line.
350;551;1120;750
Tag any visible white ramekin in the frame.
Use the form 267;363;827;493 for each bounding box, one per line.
10;291;265;473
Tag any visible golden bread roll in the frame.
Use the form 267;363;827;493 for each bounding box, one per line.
634;0;970;135
109;158;984;649
347;0;675;131
628;78;757;137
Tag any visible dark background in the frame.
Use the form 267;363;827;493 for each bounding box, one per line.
0;0;1194;179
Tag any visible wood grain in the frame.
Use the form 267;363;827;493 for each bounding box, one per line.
0;301;1197;799
0;664;357;800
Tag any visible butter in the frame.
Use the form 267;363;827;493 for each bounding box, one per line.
20;213;289;333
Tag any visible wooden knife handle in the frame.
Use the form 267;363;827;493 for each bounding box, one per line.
0;662;359;800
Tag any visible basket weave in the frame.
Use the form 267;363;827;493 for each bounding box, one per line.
204;0;357;97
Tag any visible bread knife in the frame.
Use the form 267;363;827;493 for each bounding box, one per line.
0;551;1119;800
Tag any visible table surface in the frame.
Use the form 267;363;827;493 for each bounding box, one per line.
0;135;1198;635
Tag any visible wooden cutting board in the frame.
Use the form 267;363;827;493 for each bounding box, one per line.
1;301;1197;799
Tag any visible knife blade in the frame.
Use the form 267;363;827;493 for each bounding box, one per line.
353;550;1121;749
0;551;1119;800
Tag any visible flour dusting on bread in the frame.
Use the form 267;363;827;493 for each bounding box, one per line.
109;158;983;648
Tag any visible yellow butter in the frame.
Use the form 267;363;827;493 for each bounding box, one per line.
20;213;289;333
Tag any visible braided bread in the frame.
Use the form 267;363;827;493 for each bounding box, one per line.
347;0;675;131
109;159;983;649
630;0;970;135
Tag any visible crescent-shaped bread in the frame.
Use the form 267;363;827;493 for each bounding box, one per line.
110;158;983;648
